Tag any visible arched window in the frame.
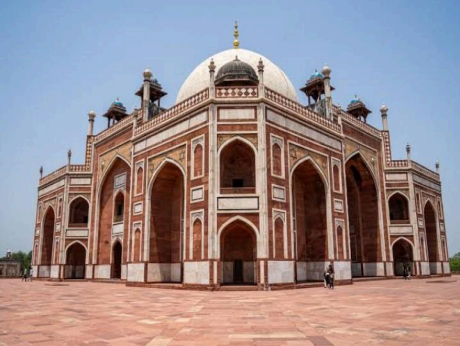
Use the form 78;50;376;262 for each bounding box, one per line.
272;143;282;177
114;192;124;222
136;167;143;195
274;217;284;259
333;164;340;192
57;198;62;218
193;219;202;260
69;197;89;227
220;140;255;194
389;193;409;223
193;144;203;178
416;193;421;213
133;229;141;262
36;205;41;224
337;226;344;260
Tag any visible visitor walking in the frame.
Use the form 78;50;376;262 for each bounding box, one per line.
402;264;408;280
22;267;28;282
29;267;33;282
323;268;329;288
327;262;335;289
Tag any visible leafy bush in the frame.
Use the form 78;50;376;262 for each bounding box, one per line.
450;252;460;272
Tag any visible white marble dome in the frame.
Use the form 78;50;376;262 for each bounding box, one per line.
176;48;298;103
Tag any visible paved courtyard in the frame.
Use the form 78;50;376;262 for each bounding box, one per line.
0;278;459;346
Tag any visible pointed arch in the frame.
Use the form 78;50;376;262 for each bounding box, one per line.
68;196;90;227
111;239;123;279
218;216;259;285
424;200;440;274
65;241;87;279
218;137;257;194
392;237;414;276
146;158;186;283
388;192;410;223
93;156;131;265
40;205;56;267
345;151;382;277
290;156;331;281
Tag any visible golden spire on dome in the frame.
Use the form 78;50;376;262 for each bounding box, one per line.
233;20;239;49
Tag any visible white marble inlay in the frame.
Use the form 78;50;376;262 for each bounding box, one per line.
219;108;255;120
334;199;344;212
272;185;286;201
70;178;91;185
112;223;124;235
413;174;441;192
135;111;207;153
267;110;341;150
66;229;89;237
114;174;126;188
134;202;143;214
38;179;65;197
191;186;204;201
217;197;258;210
385;173;407;181
389;225;413;235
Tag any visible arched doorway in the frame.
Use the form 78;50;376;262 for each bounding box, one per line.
424;201;439;274
69;197;89;227
392;239;413;276
41;207;55;275
149;161;184;283
220;219;257;285
220;139;256;194
65;242;86;279
388;193;409;223
97;157;130;271
292;159;328;282
346;154;380;277
112;241;122;279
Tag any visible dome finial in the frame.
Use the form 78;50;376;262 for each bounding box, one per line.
233;20;239;49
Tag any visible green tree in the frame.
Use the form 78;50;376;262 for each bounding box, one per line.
450;252;460;272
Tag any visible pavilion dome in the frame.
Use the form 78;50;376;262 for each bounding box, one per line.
309;70;324;80
349;95;362;105
215;56;259;85
176;48;298;103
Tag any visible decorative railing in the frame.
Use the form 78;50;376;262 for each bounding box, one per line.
411;161;439;181
387;160;409;168
336;107;381;137
69;164;87;172
216;86;258;98
265;88;341;133
39;165;67;186
94;114;134;143
135;88;209;136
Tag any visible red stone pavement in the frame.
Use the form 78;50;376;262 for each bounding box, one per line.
0;278;459;345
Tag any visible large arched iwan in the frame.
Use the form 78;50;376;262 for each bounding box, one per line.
97;158;131;265
149;162;185;282
41;207;56;267
424;201;439;274
346;154;380;277
292;159;327;282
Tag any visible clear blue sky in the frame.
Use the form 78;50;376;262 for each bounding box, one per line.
1;0;459;256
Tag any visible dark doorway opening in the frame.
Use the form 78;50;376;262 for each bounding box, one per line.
112;241;122;279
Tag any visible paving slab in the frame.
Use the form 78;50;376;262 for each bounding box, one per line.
0;278;459;345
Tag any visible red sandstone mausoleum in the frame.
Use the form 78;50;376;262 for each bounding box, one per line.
32;24;450;289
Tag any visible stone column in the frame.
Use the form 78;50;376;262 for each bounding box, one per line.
322;65;332;120
142;68;152;122
87;110;96;136
380;104;389;131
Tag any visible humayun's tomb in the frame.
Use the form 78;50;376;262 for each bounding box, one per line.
31;24;450;289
